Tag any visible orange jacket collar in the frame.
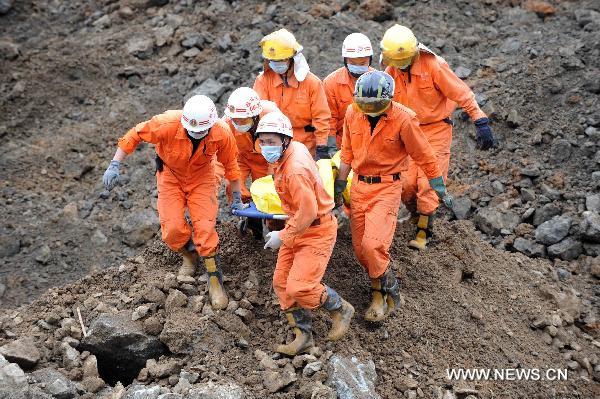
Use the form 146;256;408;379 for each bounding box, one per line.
269;69;300;88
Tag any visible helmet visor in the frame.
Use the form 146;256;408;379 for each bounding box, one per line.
353;97;391;115
382;54;414;69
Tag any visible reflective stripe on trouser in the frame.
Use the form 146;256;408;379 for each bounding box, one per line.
273;216;337;310
156;166;219;257
401;121;452;215
225;152;270;203
350;177;402;278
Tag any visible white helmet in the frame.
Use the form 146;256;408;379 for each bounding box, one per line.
224;87;263;119
181;95;218;132
342;33;373;58
256;112;293;138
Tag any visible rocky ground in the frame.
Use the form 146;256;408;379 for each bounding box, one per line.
0;0;599;397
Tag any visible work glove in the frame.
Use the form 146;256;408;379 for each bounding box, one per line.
231;191;248;213
102;160;121;191
264;230;282;250
333;179;347;209
429;176;454;209
315;145;331;160
474;117;497;150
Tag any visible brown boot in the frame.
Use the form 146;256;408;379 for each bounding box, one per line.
408;214;433;250
364;278;386;322
321;286;354;341
203;254;228;310
177;246;198;278
275;308;314;356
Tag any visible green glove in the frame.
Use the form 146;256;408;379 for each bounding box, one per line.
429;176;453;209
334;179;347;208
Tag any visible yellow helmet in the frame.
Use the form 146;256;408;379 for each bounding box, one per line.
260;28;303;61
380;24;418;69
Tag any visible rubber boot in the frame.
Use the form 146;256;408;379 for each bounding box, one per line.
321;286;354;341
275;308;314;356
177;240;198;278
203;254;229;310
381;268;401;316
408;214;433;250
364;278;387;322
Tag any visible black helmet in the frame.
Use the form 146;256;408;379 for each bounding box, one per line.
353;71;395;115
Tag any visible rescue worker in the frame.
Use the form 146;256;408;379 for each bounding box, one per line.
323;33;375;150
253;28;332;160
381;24;497;250
223;87;279;238
334;71;452;322
102;95;244;310
257;112;354;355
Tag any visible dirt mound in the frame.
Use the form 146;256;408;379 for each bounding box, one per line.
0;220;598;398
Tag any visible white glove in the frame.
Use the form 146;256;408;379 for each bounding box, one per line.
264;231;282;250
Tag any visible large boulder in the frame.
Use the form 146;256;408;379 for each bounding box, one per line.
185;78;227;103
0;337;41;369
474;207;520;236
532;203;562;226
547;238;582;261
79;312;167;385
534;215;572;245
159;308;228;354
327;355;381;399
121;210;160;247
581;211;600;242
513;238;546;258
31;368;78;399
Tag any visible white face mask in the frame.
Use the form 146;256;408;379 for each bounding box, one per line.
232;121;253;132
188;130;208;139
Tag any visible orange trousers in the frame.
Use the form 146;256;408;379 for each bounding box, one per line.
156;166;219;257
273;215;337;310
401;121;452;215
350;178;402;278
224;153;270;203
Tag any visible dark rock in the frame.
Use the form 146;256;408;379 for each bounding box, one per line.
0;337;41;369
159;308;227;354
474;207;520;236
513;238;546;258
0;232;20;257
533;203;562;226
581;211;600;242
31;368;77;399
121;210;160;247
520;165;541;177
534;215;572;245
185;78;227;103
327;355;381;399
452;196;472;220
550;139;572;163
0;40;19;60
520;188;536;203
359;0;394;22
506;109;522;128
0;0;13;14
547;238;582;261
79;312;167;386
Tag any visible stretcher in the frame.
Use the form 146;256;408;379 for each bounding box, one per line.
231;153;353;220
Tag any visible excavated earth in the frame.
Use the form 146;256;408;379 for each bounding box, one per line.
0;0;599;398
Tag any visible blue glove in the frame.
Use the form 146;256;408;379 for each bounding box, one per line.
102;160;121;191
231;191;248;213
474;117;497;150
315;145;331;160
429;176;453;209
333;179;347;208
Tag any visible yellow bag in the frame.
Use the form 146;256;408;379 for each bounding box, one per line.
331;151;353;205
251;159;337;214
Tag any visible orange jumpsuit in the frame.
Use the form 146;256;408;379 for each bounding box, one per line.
272;141;337;310
253;68;331;157
118;110;240;256
323;66;375;147
223;100;278;202
386;47;486;215
341;102;441;278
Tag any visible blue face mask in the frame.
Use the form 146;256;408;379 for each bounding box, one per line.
347;64;369;77
261;145;283;163
269;61;289;75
